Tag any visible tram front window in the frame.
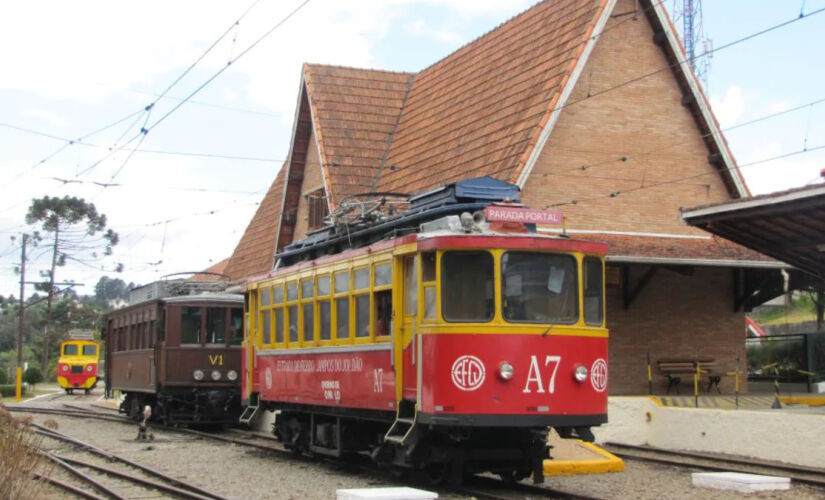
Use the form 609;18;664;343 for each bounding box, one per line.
441;251;494;322
502;252;578;324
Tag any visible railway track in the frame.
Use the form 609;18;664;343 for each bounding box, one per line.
604;442;825;488
9;404;600;499
31;422;228;500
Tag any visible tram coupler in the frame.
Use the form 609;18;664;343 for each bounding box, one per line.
136;405;154;442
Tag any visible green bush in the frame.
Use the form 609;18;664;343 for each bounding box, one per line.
0;369;7;385
0;385;26;397
22;367;42;387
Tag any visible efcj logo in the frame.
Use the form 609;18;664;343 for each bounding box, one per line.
265;367;273;390
590;358;608;393
451;355;486;391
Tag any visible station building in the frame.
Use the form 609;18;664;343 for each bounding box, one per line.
221;0;783;394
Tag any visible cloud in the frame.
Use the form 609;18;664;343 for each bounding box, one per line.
710;85;746;127
406;20;463;44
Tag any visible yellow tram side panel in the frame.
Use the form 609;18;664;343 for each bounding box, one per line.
57;339;101;390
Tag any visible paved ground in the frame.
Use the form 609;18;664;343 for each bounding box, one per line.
653;394;825;413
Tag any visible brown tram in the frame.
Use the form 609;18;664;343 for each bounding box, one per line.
105;290;244;425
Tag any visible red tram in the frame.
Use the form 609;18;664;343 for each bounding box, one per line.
241;178;608;483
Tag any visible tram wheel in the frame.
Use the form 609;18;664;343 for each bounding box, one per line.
422;462;449;485
84;389;90;395
497;469;529;483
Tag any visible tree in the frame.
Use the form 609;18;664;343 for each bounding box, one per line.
22;366;43;388
94;276;133;306
25;196;119;370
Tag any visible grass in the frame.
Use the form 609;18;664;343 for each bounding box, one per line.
0;383;61;404
0;404;50;499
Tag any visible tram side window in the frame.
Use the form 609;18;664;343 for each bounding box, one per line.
230;308;243;345
442;251;493;322
262;310;272;345
373;262;392;338
301;278;314;344
64;344;78;355
318;275;331;341
207;308;227;345
501;252;578;324
181;307;202;345
422;252;436;320
354;267;370;338
334;271;350;342
583;257;604;326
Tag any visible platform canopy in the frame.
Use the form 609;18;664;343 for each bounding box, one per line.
682;184;825;278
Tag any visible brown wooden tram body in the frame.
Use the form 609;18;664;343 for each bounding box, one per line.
105;293;244;425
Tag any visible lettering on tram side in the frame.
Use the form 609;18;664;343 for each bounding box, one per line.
274;357;365;373
451;355;486;391
209;354;224;366
373;368;383;393
321;380;341;401
523;355;561;394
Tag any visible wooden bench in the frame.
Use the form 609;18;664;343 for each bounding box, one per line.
656;358;721;395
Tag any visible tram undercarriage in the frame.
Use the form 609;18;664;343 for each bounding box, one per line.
272;405;551;484
121;387;241;425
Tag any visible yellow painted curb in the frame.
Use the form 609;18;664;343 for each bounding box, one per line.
543;440;625;476
780;395;825;407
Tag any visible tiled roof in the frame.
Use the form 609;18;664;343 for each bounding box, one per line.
569;233;777;264
376;0;607;195
224;166;286;282
304;64;413;207
190;257;230;282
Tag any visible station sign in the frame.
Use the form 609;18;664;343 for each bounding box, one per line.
69;329;95;340
484;205;564;226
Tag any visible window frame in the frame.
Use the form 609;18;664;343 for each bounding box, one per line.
500;251;580;325
440;250;495;323
372;259;392;342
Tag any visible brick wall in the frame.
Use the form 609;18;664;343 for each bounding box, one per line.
519;0;749;394
521;0;734;235
293;129;325;241
607;265;747;395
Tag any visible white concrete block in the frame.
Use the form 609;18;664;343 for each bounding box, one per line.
692;472;790;493
337;487;438;500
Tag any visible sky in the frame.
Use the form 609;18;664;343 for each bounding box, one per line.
0;0;823;298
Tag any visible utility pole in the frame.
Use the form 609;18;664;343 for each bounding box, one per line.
16;234;28;402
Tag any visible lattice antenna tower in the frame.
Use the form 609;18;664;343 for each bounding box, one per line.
670;0;712;89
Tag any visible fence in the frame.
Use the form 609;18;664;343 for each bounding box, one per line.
746;332;824;389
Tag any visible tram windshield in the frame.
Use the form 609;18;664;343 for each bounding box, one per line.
501;252;578;324
82;345;97;356
441;251;494;322
63;344;78;355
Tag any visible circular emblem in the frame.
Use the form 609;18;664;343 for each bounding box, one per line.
451;355;486;391
591;358;608;393
265;367;273;390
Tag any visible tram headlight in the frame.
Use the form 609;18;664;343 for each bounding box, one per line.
211;370;222;381
226;370;238;381
61;364;69;373
499;362;514;381
574;364;588;383
193;369;205;381
86;365;94;373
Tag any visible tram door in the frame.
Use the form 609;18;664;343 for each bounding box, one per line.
397;254;418;401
